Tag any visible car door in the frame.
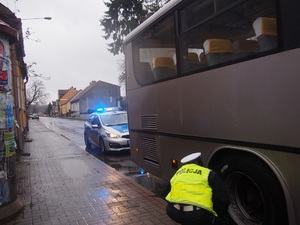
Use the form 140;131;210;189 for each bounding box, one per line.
90;114;101;145
85;114;94;143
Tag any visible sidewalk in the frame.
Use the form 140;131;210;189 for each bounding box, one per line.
4;120;177;225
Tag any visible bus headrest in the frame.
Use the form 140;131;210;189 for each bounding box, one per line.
232;40;260;53
203;39;233;54
188;52;200;63
140;62;152;71
253;17;277;37
153;57;175;69
199;53;208;64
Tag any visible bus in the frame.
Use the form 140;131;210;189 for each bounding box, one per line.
124;0;300;224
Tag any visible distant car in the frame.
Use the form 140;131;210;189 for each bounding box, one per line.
32;113;39;119
84;107;130;152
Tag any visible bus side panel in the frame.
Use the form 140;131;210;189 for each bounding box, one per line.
133;49;300;148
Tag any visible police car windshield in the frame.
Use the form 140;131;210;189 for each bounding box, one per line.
100;113;128;126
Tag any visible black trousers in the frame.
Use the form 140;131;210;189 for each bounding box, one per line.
166;202;214;225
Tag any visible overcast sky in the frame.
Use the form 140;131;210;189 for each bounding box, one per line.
0;0;123;102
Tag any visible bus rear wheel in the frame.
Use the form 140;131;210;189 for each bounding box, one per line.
214;153;288;225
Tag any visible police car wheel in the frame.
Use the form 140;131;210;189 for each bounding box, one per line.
214;153;288;225
84;133;91;148
99;138;106;152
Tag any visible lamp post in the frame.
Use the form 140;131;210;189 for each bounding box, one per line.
22;17;52;20
21;16;52;42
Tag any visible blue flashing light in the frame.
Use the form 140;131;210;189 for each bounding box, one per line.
139;168;145;175
96;107;122;113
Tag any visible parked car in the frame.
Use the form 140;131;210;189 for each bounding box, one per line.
84;107;130;152
32;113;39;119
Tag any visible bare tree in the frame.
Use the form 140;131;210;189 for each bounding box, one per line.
27;62;51;80
26;79;49;110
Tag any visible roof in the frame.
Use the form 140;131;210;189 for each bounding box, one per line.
0;4;19;44
67;90;82;104
58;89;68;100
60;87;78;104
0;20;18;43
61;89;81;106
0;3;26;79
71;80;120;103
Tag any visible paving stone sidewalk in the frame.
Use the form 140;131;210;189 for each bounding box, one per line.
4;120;177;225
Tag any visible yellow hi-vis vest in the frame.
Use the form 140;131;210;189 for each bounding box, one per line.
165;164;217;216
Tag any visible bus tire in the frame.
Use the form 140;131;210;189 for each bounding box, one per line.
214;153;288;225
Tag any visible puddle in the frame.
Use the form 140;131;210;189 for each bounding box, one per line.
61;159;90;178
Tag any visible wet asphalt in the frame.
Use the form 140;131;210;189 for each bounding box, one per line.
3;120;176;225
40;117;170;200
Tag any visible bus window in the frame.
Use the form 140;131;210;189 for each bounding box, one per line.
232;39;260;58
180;0;215;32
178;0;277;73
203;39;234;66
253;17;277;51
152;56;176;80
133;15;176;85
180;0;239;32
187;52;201;70
135;62;155;85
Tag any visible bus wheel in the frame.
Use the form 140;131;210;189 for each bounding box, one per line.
214;154;288;225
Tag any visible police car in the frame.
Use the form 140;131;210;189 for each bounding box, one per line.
84;107;130;152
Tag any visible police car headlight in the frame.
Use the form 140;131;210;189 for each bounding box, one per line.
105;131;121;138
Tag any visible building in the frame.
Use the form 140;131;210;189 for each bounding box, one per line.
71;80;121;118
68;90;81;117
59;87;79;117
56;89;68;117
0;3;28;221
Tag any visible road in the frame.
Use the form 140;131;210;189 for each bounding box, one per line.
36;116;169;198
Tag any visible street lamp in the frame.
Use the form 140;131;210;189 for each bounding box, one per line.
20;17;52;42
22;17;52;20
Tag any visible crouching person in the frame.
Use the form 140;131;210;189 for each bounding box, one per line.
165;152;230;225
